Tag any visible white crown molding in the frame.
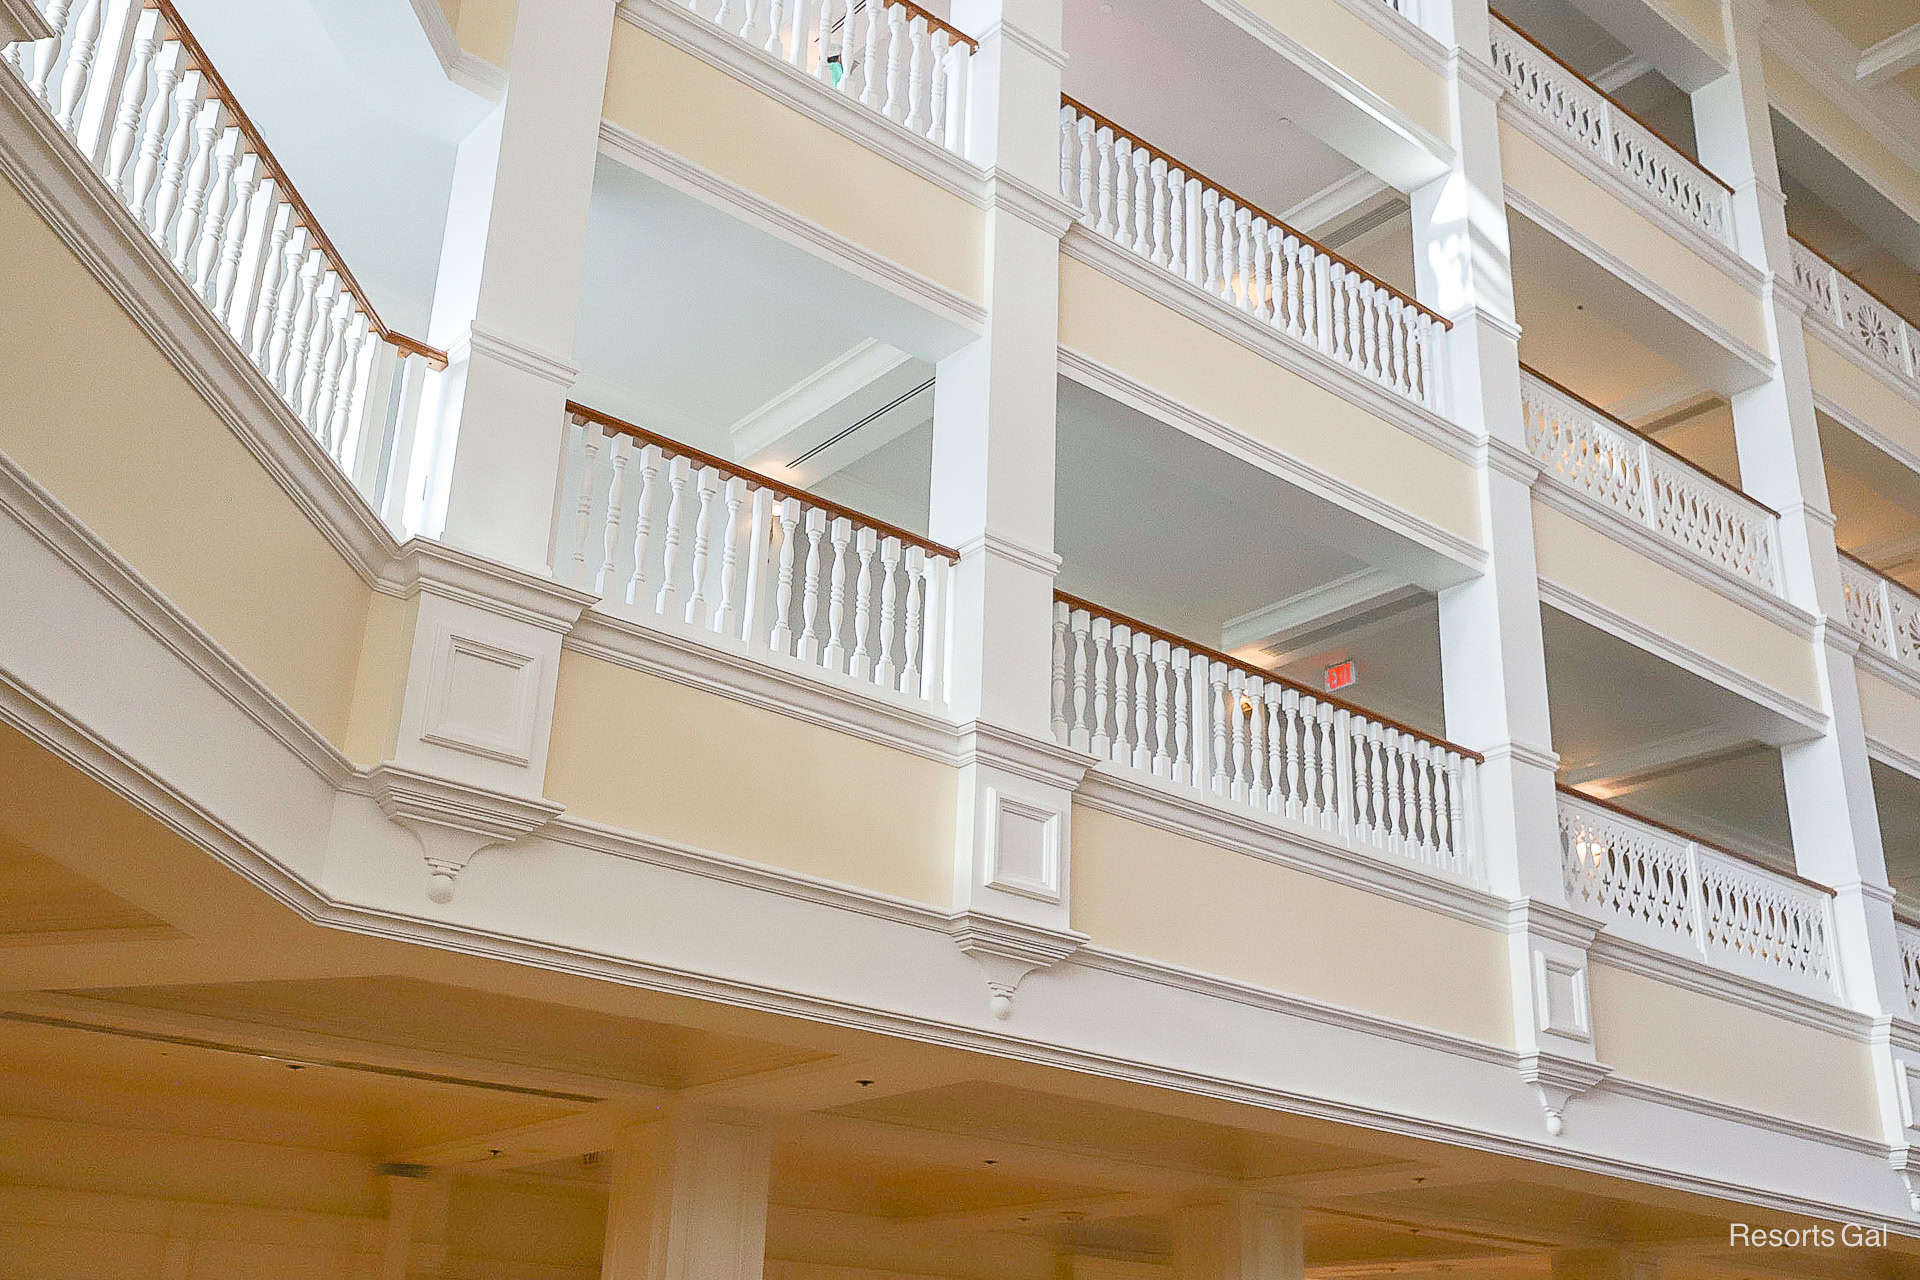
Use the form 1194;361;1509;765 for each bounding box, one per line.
1497;104;1767;296
564;606;965;767
0;451;357;789
1528;473;1820;642
986;169;1082;239
599;119;988;336
1055;346;1488;578
616;0;991;209
458;322;581;389
1518;1051;1612;1136
1532;574;1826;734
1480;739;1562;773
1221;567;1419;654
1074;766;1505;930
1803;324;1920;443
1866;722;1920;785
0;72;402;589
1854;639;1920;711
1482;434;1543;484
1058;230;1484;467
402;0;507;102
727;339;913;462
971;17;1067;71
379;538;596;632
1279;167;1392;237
1857;24;1920;89
955;529;1063;578
948;910;1089;1019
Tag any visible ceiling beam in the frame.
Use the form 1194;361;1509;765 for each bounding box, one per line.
390;1099;650;1169
726;339;931;487
1858;24;1920;87
1558;725;1750;794
1221;569;1424;663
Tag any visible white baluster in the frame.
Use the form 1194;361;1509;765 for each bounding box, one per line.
1050;601;1071;744
904;15;929;132
1128;629;1144;771
299;275;343;425
190;127;239;297
149;69;201;245
918;552;948;702
126;40;182;215
875;535;902;685
1131;146;1150;256
211;151;259;317
623;444;663;604
259;215;302;375
770;497;803;651
900;545;926;693
1149;158;1170;267
1234;207;1253;310
823;516;855;670
1200;188;1219;292
849;525;878;678
682;465;723;626
169;95;221;272
797;508;827;661
710;475;749;633
1088;616;1113;758
1150;638;1173;777
568;424;604;586
280;251;324;406
53;0;104;133
1171;646;1192;785
1283;688;1303;820
1263;685;1284;815
812;0;836;81
654;455;692;617
1207;661;1229;795
1111;137;1132;247
859;0;884;108
1109;624;1133;764
595;433;630;593
881;5;907;121
1068;608;1092;753
925;29;950;145
1227;669;1249;802
102;8;160;194
310;293;352;448
27;1;77;105
739;486;775;647
1093;126;1114;236
1246;676;1267;809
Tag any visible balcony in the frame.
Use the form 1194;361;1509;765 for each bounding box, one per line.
1520;367;1782;596
1488;11;1734;253
1840;553;1920;678
1788;234;1920;398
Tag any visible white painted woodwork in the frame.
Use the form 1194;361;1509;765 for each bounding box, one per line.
1053;598;1483;885
1519;371;1782;592
1057;101;1446;413
684;0;973;155
1899;919;1920;1019
1558;791;1840;1001
1784;237;1920;394
1839;557;1920;679
1488;15;1734;249
2;0;434;509
555;412;956;707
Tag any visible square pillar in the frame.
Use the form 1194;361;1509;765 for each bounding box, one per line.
934;0;1094;1019
404;0;619;572
1689;0;1904;1021
602;1112;774;1280
1174;1194;1305;1280
1413;0;1609;1135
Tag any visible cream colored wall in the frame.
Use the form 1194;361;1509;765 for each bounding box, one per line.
543;650;959;906
1657;0;1727;60
341;592;420;767
1069;804;1514;1045
1499;123;1769;355
1765;53;1920;227
602;21;985;306
0;175;373;750
436;0;517;67
1531;501;1823;711
1589;963;1882;1139
1231;0;1449;145
1804;328;1920;462
1058;257;1485;551
1859;668;1920;768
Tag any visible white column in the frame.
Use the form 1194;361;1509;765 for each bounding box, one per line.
1174;1194;1305;1280
1690;0;1904;1020
409;0;619;572
602;1113;774;1280
932;0;1091;1017
1413;0;1606;1134
377;1166;451;1280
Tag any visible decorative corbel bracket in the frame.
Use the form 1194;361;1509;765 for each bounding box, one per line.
948;910;1088;1020
368;763;563;903
1518;1051;1611;1137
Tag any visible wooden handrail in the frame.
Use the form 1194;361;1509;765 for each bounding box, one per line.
1557;784;1835;895
842;0;976;50
1488;9;1734;197
1789;233;1920;336
148;0;448;369
1059;95;1452;331
564;401;960;561
1518;362;1782;519
1052;590;1483;762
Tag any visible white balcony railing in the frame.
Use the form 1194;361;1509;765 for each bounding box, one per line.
3;0;443;503
1838;554;1920;678
554;404;956;708
1056;98;1449;414
1899;917;1920;1020
1559;791;1839;1001
678;0;974;157
1786;236;1920;394
1488;14;1734;250
1052;595;1484;885
1520;370;1781;593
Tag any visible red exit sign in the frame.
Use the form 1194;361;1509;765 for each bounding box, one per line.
1324;659;1356;692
